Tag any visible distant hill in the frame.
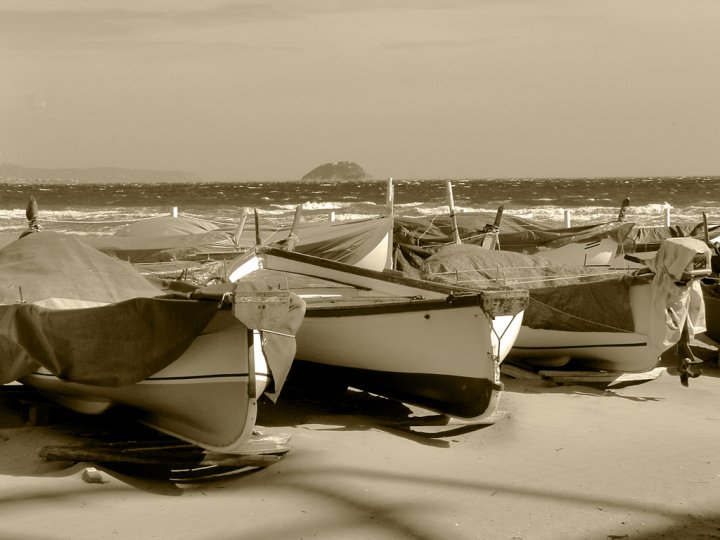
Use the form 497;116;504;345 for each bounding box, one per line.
0;163;202;184
301;161;371;181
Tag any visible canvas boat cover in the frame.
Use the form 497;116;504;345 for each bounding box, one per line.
83;216;391;266
418;244;637;333
0;232;304;393
394;213;634;255
642;237;712;349
702;282;720;342
116;215;221;236
619;223;720;255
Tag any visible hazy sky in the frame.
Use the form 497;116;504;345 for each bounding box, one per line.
2;0;719;181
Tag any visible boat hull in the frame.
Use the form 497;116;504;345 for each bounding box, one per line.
230;247;527;420
294;297;523;419
703;284;720;343
22;311;270;453
510;282;664;372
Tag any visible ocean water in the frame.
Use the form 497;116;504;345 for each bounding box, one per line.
0;177;717;235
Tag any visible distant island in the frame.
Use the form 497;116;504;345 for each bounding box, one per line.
0;163;202;184
301;161;371;181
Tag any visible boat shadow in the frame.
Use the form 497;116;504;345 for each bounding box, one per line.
0;389;265;491
257;385;494;449
501;337;720;401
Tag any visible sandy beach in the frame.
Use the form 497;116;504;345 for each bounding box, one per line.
1;338;719;540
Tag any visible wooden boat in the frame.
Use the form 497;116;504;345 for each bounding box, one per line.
226;247;528;421
0;232;304;452
612;221;720;269
84;214;393;272
394;212;634;267
418;238;712;373
702;281;720;343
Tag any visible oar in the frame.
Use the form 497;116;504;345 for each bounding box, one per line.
703;212;709;243
617;197;630;222
446;181;461;245
286;204;303;252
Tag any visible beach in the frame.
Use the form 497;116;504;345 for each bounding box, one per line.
1;339;718;540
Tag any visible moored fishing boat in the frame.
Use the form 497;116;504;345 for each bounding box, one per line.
226;247;528;421
417;237;712;373
0;232;305;452
83;214;393;271
394;212;634;268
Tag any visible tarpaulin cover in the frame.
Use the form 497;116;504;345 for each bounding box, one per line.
419;244;636;333
0;232;305;397
268;216;392;266
702;282;720;342
85;216;392;266
643;237;711;349
394;213;634;255
116;215;221;236
84;230;238;263
193;279;306;400
620;223;720;254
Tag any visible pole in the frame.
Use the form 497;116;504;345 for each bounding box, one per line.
446;181;461;245
233;209;248;248
386;177;394;217
286;204;303;252
253;209;261;246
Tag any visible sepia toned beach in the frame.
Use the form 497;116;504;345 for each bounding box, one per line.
3;1;720;539
0;336;718;540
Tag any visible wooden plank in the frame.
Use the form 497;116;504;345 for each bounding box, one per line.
500;363;543;380
39;446;285;468
542;367;667;385
38;432;293;469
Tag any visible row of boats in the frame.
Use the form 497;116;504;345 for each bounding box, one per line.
1;198;718;455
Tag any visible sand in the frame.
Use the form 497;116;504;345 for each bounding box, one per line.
1;340;719;540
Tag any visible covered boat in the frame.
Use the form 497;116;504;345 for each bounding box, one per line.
226;247;528;421
0;232;305;452
702;282;720;343
418;237;712;373
84;214;393;272
394;213;634;267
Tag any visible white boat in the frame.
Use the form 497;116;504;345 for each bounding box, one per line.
1;232;304;453
419;238;712;373
226;247;528;421
394;213;633;267
84;214;393;272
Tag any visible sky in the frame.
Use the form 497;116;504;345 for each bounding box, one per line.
1;0;719;181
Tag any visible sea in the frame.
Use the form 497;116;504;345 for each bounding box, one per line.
0;176;717;236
